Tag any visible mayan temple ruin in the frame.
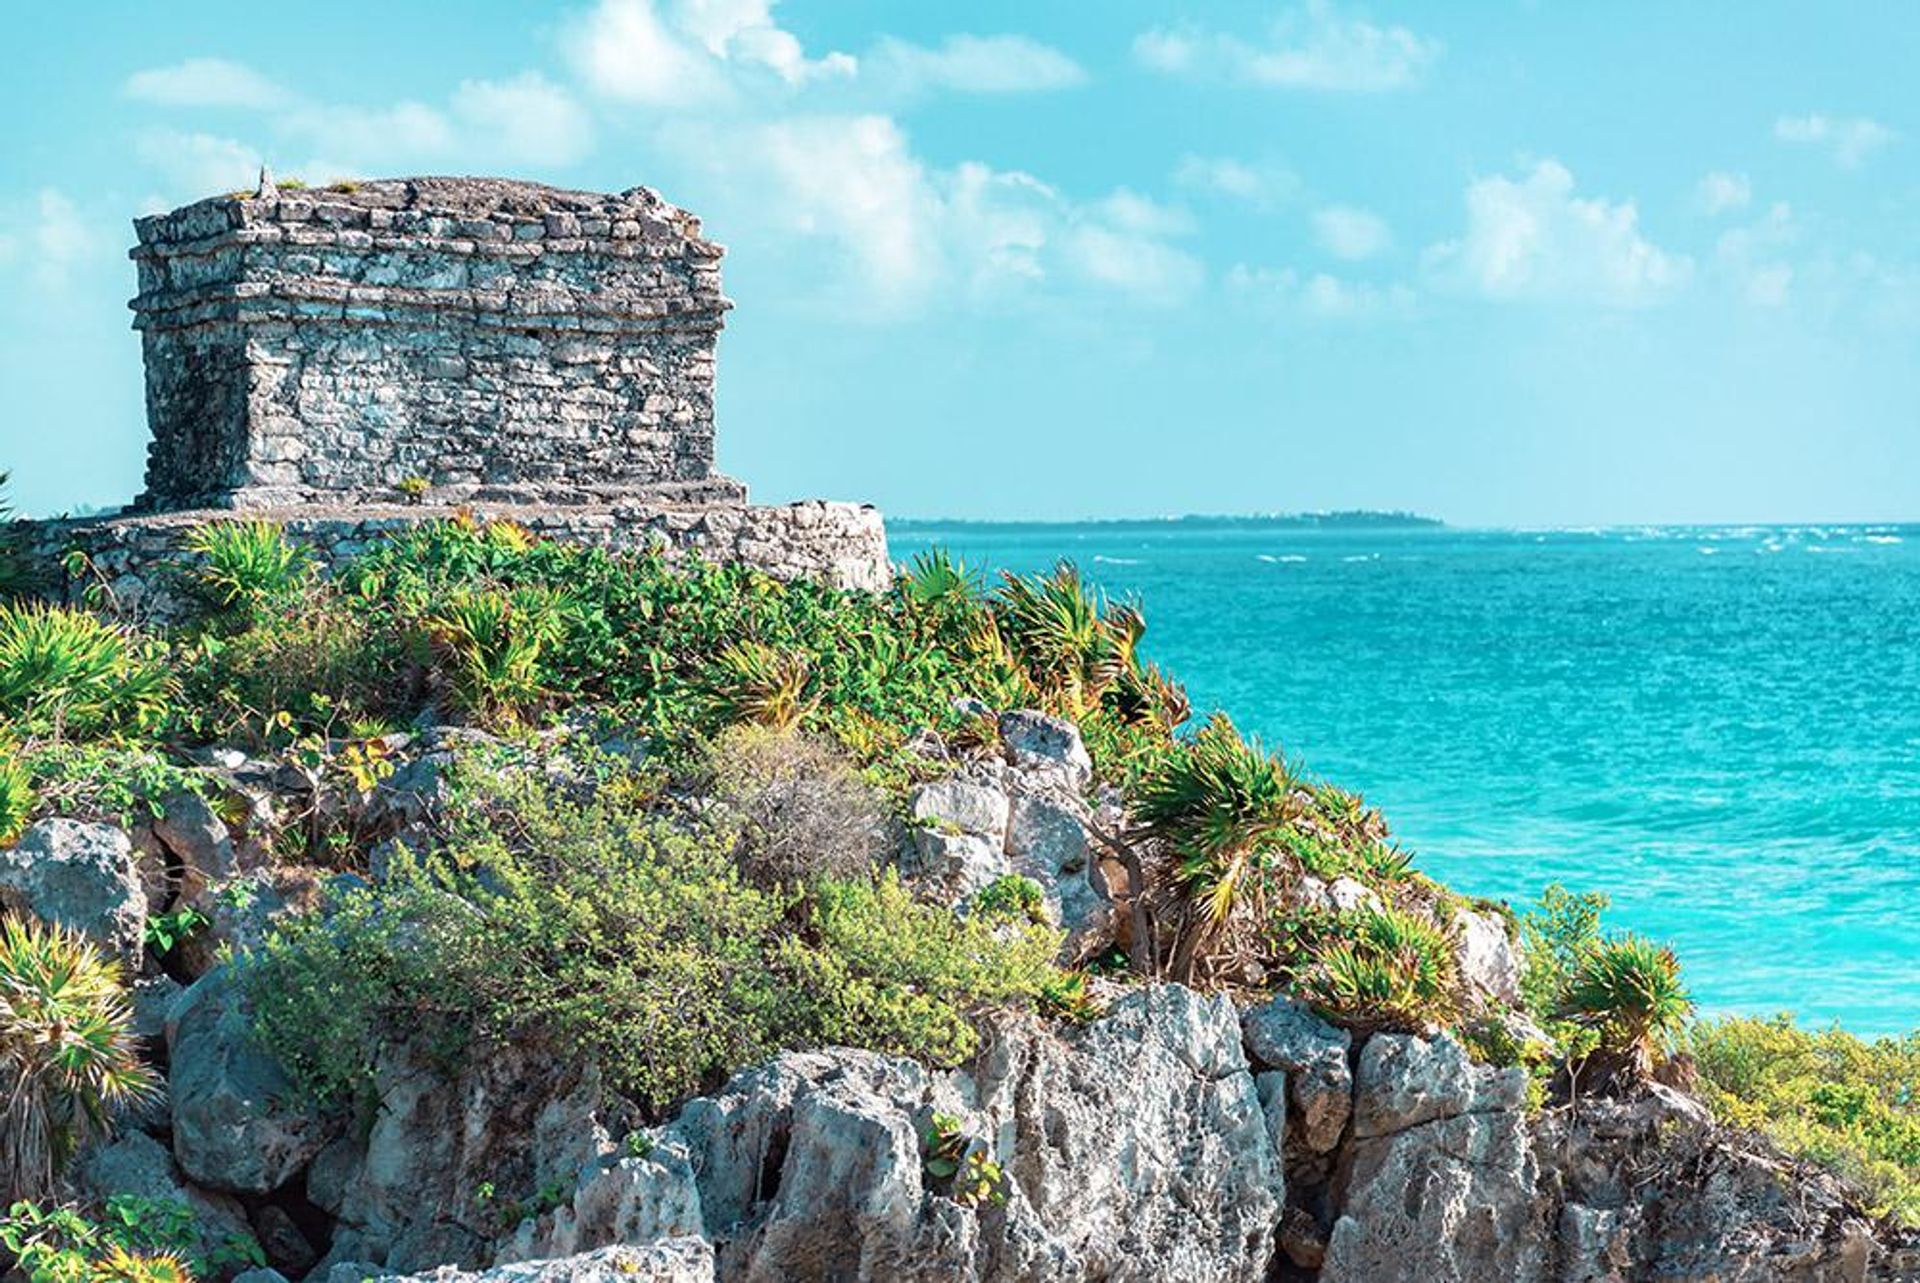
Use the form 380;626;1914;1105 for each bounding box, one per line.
20;175;889;608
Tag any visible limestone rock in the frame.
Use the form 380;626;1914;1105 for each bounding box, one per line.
1453;908;1522;1008
1240;994;1353;1153
0;818;146;962
386;1242;714;1283
997;710;1093;792
1002;789;1114;959
1322;1033;1544;1282
152;790;238;903
903;778;1012;899
79;1131;257;1261
166;966;339;1194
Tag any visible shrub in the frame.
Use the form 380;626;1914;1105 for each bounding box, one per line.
0;1194;265;1283
1686;1016;1919;1224
1560;934;1691;1078
17;742;214;831
1517;882;1609;1017
0;749;31;845
972;874;1048;925
703;641;814;731
705;725;889;888
246;766;1064;1116
0;916;157;1202
182;521;313;615
0;603;170;740
1303;904;1457;1032
421;588;562;725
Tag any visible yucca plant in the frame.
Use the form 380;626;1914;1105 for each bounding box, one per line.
991;563;1133;717
0;915;157;1202
422;587;562;725
1561;934;1692;1079
898;548;982;613
704;640;815;731
183;520;312;612
1305;905;1457;1032
0;603;171;738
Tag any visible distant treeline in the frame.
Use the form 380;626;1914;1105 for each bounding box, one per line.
893;510;1445;531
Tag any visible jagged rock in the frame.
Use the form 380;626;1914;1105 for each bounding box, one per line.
232;1270;292;1283
1296;873;1380;915
519;986;1281;1283
172;867;324;980
131;973;185;1042
388;1242;714;1283
903;779;1011;899
1003;790;1114;959
997;710;1092;793
153;791;238;903
1240;995;1353;1154
79;1131;257;1261
1322;1033;1544;1282
166;966;339;1194
0;818;146;962
1453;908;1522;1008
363;751;456;837
319;1037;608;1274
253;1204;319;1276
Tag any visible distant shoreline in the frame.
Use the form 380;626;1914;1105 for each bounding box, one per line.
889;510;1445;531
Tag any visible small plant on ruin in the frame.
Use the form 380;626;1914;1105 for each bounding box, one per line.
0;603;171;739
1560;934;1692;1079
183;521;313;615
0;917;157;1203
1304;905;1457;1033
922;1112;1007;1208
397;475;431;505
422;587;563;725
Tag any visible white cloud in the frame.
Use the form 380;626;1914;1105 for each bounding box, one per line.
1135;1;1439;92
1425;159;1690;306
1313;204;1391;260
1226;263;1415;318
124;57;289;110
865;34;1086;95
277;100;458;176
134;129;264;197
1694;170;1751;216
563;0;852;105
3;189;107;288
1714;201;1796;307
450;73;595;166
1774;113;1897;168
1172;155;1299;209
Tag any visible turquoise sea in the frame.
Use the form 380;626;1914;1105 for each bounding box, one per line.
887;519;1920;1037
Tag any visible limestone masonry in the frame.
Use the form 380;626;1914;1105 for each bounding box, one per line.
24;175;888;605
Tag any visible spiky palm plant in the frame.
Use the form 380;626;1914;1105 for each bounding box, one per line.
991;563;1132;717
183;520;313;610
0;748;32;846
1561;934;1692;1078
705;640;815;731
1306;905;1457;1031
0;916;157;1202
0;602;171;738
423;588;559;725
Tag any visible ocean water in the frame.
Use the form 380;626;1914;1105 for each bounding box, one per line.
887;519;1920;1037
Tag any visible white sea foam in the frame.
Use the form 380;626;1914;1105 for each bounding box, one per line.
1861;535;1903;545
1256;553;1308;563
1092;555;1142;564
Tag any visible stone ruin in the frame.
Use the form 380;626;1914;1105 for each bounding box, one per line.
19;175;888;610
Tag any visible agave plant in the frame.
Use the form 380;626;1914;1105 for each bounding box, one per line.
704;640;815;731
183;520;313;611
0;748;32;846
422;587;561;725
1305;905;1457;1031
990;563;1135;717
1561;934;1692;1077
0;602;171;738
0;915;157;1202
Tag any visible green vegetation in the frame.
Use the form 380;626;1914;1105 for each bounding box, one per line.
182;521;313;616
1;1194;266;1283
922;1112;1006;1208
1561;935;1692;1078
1304;905;1457;1033
0;603;170;739
0;918;156;1203
244;761;1064;1115
1687;1017;1919;1223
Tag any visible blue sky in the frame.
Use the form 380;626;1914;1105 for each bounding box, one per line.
1;1;1915;524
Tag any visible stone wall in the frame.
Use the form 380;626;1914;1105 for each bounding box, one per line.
15;500;891;623
130;177;735;511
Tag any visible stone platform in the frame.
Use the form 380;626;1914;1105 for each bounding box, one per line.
18;498;891;622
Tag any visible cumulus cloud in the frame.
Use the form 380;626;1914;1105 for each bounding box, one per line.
1172;155;1299;209
1313;205;1391;260
864;34;1086;96
124;57;289;110
1424;160;1690;306
564;0;852;104
449;73;596;166
1694;170;1751;216
1713;201;1796;307
1134;1;1439;92
1226;263;1415;319
134;129;264;197
1774;113;1896;167
0;190;108;288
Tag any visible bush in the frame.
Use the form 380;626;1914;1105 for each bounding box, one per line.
1687;1016;1919;1224
245;765;1064;1116
0;749;31;845
705;725;890;888
0;604;170;739
0;916;157;1203
420;587;563;726
0;1193;265;1283
1560;934;1691;1078
1302;904;1457;1032
182;521;313;616
1517;882;1609;1017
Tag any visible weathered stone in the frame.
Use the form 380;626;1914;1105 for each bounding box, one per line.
1240;994;1353;1154
1003;789;1115;960
387;1242;714;1283
79;1131;257;1262
152;790;237;902
253;1204;319;1276
908;779;1009;841
0;818;146;962
1454;907;1522;1008
166;966;339;1194
997;711;1092;792
1348;1032;1525;1140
